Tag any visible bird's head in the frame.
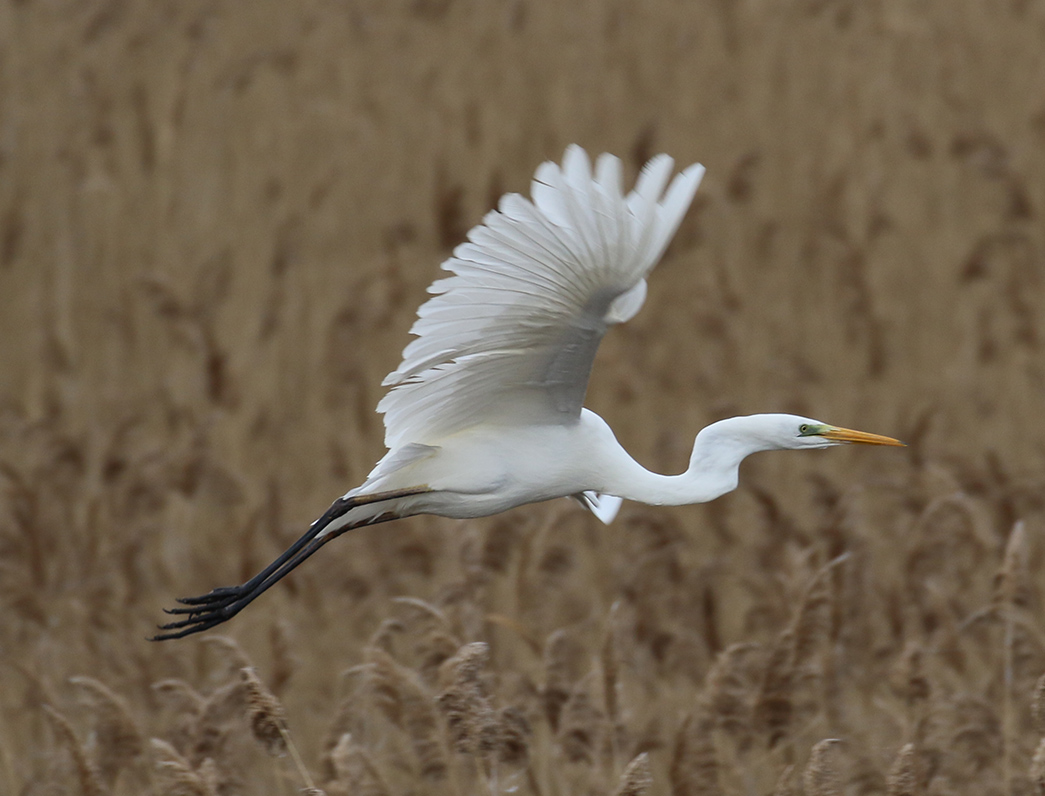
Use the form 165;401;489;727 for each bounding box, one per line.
774;415;905;450
695;413;905;459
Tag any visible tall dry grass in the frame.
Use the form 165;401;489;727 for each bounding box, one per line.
2;0;1045;793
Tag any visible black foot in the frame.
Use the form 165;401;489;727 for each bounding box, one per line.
150;496;352;640
151;487;429;640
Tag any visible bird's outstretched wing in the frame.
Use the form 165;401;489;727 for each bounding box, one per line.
379;145;705;448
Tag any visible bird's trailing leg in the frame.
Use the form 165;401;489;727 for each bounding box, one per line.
151;486;430;641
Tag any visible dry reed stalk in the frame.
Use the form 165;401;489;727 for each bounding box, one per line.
669;708;721;796
268;621;296;695
367;618;406;653
543;627;586;731
239;667;316;790
391;595;453;626
802;739;841;796
1030;736;1045;796
770;764;796;796
557;671;606;766
328;733;391;796
321;673;368;778
42;705;106;796
201;635;252;674
890;643;931;742
190;680;247;765
365;646;449;781
69;676;145;787
885;743;921;796
602;603;622;735
436;642;499;757
613;752;653;796
150;738;216;796
152;679;206;714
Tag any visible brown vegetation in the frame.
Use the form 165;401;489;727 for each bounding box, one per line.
2;1;1045;794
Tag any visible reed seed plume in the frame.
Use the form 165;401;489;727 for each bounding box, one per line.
496;705;532;767
701;642;758;742
42;705;106;796
754;628;796;748
150;738;217;796
435;641;499;757
190;680;248;766
996;522;1027;795
240;667;288;757
152;679;206;714
328;733;391;796
803;739;842;796
151;679;207;753
69;676;145;787
240;667;317;790
670;709;722;796
365;646;449;781
202;635;253;673
1033;673;1045;735
770;765;797;796
994;521;1028;609
1030;737;1045;796
613;752;653;796
791;554;846;670
886;743;921;796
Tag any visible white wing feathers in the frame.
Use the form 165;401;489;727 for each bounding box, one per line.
378;145;704;448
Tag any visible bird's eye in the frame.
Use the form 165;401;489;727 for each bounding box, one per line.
798;424;810;435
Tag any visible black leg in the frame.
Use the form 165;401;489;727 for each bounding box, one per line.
151;487;429;640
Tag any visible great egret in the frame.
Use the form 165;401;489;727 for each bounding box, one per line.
155;145;902;640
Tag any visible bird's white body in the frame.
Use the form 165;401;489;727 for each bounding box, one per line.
157;145;902;639
326;410;853;533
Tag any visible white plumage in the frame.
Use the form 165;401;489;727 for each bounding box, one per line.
378;145;703;449
156;145;902;640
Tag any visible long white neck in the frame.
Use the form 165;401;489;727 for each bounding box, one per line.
599;416;777;506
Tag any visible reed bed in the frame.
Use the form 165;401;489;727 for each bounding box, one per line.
3;1;1045;793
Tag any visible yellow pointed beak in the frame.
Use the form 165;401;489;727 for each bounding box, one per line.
819;426;906;446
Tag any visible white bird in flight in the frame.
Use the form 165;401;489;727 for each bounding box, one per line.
156;145;903;640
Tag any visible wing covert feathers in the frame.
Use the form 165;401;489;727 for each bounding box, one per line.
379;145;704;448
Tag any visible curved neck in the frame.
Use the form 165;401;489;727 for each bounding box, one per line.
600;417;772;506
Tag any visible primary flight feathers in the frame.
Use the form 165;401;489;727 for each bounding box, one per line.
378;145;706;448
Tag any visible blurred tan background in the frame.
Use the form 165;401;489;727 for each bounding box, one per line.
2;1;1045;794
